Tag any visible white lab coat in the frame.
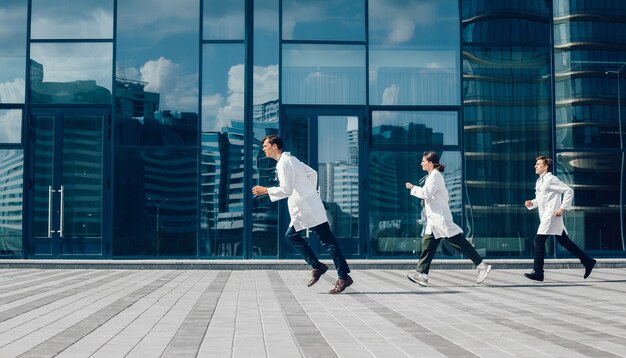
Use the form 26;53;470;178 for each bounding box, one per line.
267;152;328;231
410;170;463;239
526;172;573;235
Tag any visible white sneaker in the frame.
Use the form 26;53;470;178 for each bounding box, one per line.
476;262;492;284
407;272;428;287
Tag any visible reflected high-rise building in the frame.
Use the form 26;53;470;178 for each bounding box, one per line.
0;150;23;256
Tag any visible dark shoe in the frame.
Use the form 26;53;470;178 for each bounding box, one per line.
307;263;329;287
524;271;544;282
329;275;353;294
584;259;596;279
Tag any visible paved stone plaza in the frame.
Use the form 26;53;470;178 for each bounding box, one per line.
0;265;625;357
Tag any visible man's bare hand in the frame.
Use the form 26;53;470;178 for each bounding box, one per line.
252;185;268;197
554;208;564;217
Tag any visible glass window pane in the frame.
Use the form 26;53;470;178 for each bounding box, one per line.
369;151;461;257
318;116;359;242
0;110;22;144
30;43;112;104
556;152;624;253
203;0;244;40
461;0;551;44
252;0;279;258
282;44;365;105
0;0;27;104
369;0;460;105
0;150;23;257
62;114;103;238
201;43;245;257
372;111;458;146
463;45;552;256
31;0;113;39
282;0;365;41
113;149;198;257
116;0;199;146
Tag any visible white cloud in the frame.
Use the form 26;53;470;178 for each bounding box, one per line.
369;0;437;46
117;0;198;41
0;109;22;143
215;64;245;130
388;18;415;44
382;84;399;105
31;8;113;38
281;2;325;39
202;93;225;131
0;79;25;103
30;43;112;89
253;65;278;105
120;57;198;114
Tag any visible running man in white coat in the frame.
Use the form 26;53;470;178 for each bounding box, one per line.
524;156;596;282
252;135;353;294
405;151;491;286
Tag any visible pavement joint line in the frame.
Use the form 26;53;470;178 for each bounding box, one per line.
342;272;481;358
382;270;625;357
268;271;338;358
350;271;522;357
0;271;129;324
16;271;184;358
161;271;230;358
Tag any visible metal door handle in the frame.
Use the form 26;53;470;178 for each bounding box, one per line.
59;185;64;237
48;186;53;238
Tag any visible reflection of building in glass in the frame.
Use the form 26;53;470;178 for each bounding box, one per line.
252;101;279;247
29;60;111;104
115;77;159;120
320;120;359;238
462;2;552;252
372;123;444;145
0;150;23;255
115;77;197;146
201;121;245;256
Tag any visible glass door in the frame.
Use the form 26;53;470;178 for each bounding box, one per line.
30;108;108;258
281;108;363;258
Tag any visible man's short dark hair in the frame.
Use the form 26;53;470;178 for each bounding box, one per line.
262;134;283;150
536;155;552;172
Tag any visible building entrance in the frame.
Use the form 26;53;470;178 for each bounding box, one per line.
280;108;364;259
29;108;109;258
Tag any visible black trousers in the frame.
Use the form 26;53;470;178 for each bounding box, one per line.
286;222;351;279
417;233;483;274
533;230;593;273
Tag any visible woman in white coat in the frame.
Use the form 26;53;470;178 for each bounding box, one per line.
405;151;491;286
523;156;596;282
252;135;353;294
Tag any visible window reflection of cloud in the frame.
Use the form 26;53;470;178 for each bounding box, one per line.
0;5;26;52
0;110;21;143
369;0;438;46
117;0;198;40
203;64;277;132
118;57;198;114
282;2;325;39
0;79;25;104
31;8;113;39
253;65;278;105
30;44;112;90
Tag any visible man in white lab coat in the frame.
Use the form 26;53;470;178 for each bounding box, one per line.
524;156;596;282
252;135;353;294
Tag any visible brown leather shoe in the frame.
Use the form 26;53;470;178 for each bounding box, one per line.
307;263;329;287
328;275;353;294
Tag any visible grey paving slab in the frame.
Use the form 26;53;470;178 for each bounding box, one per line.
0;267;624;357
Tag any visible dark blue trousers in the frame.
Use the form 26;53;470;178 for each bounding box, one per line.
286;222;351;279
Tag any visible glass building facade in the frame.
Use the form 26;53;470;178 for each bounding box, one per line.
0;0;624;260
